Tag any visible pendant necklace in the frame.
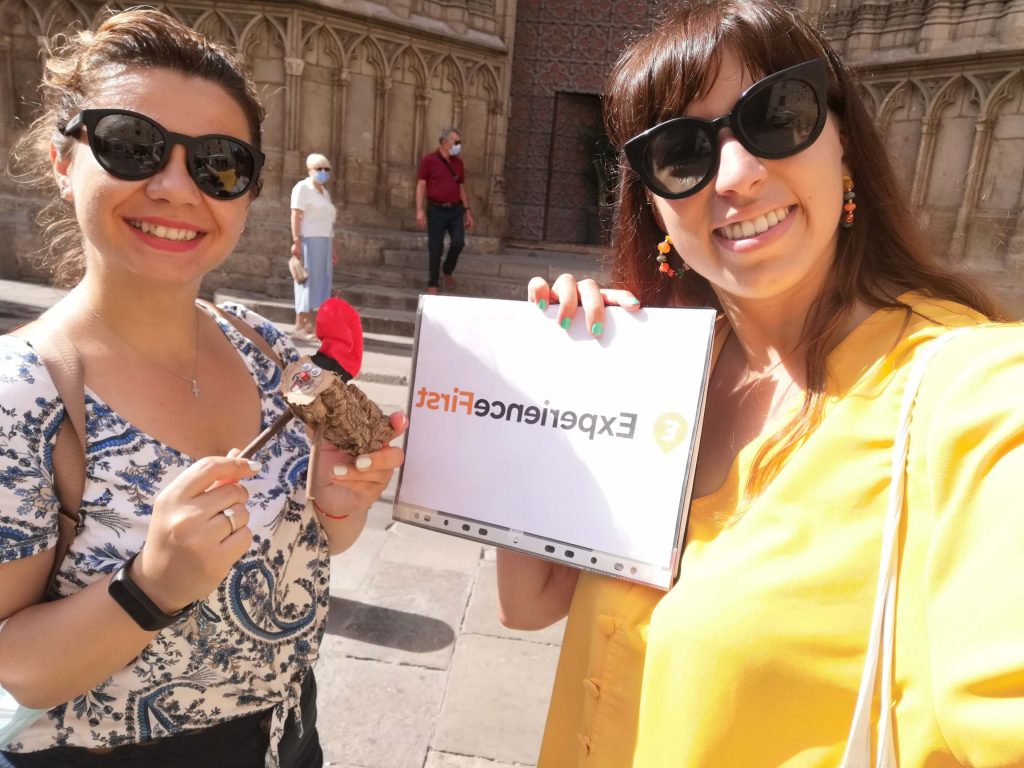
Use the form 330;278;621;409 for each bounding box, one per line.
84;305;202;397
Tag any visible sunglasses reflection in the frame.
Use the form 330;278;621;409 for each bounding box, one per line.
625;59;827;199
65;108;263;199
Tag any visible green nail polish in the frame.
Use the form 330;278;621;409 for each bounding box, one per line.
538;299;548;311
591;322;604;336
627;297;641;306
560;317;572;330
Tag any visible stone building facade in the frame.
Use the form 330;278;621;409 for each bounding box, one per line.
503;1;661;245
817;0;1024;312
1;0;1023;311
504;0;1024;312
0;0;515;296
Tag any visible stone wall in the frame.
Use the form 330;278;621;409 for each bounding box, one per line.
503;1;662;245
504;0;1024;314
814;0;1024;314
0;0;514;295
2;1;1023;313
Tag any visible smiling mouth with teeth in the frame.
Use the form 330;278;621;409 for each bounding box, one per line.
716;206;792;241
128;220;201;242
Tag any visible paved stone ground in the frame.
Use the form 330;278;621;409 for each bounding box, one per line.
0;279;564;768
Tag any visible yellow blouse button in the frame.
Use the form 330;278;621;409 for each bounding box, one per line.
578;733;592;755
596;615;616;636
582;677;601;698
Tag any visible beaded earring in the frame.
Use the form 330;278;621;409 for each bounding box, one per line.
656;234;689;278
841;176;856;228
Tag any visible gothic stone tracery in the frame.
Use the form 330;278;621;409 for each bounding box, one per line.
0;0;1022;314
0;0;512;296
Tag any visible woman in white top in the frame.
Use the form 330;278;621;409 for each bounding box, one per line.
290;153;338;339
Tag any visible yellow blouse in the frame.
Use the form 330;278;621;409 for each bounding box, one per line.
538;295;1024;768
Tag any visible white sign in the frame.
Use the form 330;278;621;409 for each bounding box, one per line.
393;296;716;589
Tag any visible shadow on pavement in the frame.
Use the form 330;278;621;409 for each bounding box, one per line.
325;596;455;653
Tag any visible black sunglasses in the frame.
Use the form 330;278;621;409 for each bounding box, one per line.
62;109;265;200
623;59;829;199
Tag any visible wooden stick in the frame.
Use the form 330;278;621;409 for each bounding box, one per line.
239;410;295;460
304;422;325;505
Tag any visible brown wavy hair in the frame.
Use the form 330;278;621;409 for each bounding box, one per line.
9;7;265;287
603;0;1002;496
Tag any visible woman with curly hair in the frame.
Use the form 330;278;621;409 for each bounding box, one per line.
0;10;404;767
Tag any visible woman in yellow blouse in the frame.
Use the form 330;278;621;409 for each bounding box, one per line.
496;1;1024;767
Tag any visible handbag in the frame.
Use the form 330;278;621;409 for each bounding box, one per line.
289;255;308;284
840;327;970;768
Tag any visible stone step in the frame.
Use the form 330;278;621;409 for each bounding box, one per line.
338;282;423;313
218;242;611;356
336;268;525;302
260;245;609;302
358;331;414;359
380;247;610;283
357;305;418;338
213;289;417;353
336;226;502;265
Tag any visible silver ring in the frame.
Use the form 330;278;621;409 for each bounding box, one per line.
222;508;237;534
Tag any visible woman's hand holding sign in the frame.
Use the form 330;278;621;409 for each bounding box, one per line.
528;274;641;338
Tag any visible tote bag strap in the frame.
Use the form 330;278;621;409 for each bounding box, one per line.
437;151;460;181
840;327;971;768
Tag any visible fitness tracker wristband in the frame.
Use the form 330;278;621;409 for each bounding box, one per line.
108;553;195;631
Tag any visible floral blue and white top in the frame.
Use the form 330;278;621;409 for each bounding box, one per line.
0;304;328;766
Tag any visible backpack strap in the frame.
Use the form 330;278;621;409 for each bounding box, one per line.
198;300;284;370
9;315;87;597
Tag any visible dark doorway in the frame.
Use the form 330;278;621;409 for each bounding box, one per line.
543;92;614;245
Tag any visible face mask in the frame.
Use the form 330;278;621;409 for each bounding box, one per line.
449;143;462;157
313;169;330;184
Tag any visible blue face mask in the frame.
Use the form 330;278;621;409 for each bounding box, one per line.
313;169;330;184
449;143;462;157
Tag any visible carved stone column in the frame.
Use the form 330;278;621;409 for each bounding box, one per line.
1000;0;1024;44
962;0;1001;37
917;0;960;51
375;75;392;209
960;0;987;22
950;116;995;261
846;2;886;58
826;0;856;50
799;0;828;27
332;68;349;205
1008;191;1024;268
284;56;305;155
0;35;13;152
414;87;430;163
486;98;507;223
453;95;465;131
901;0;927;47
910;117;939;209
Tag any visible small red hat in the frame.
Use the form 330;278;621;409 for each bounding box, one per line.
314;297;364;379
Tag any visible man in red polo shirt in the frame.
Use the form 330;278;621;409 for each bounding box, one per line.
415;127;474;294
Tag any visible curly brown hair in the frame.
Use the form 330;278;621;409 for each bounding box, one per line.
9;7;265;287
